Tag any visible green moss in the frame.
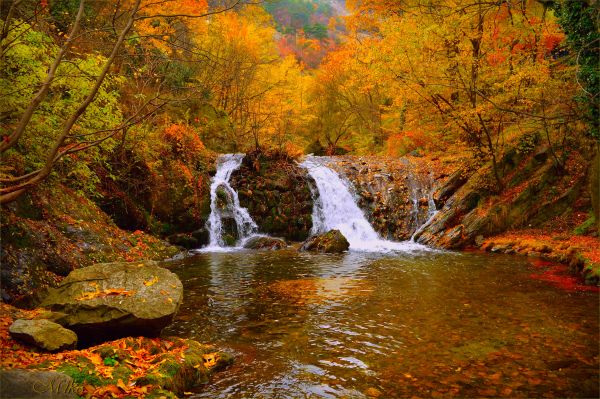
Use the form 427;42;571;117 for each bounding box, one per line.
159;360;181;378
56;364;104;386
573;213;596;236
223;234;236;246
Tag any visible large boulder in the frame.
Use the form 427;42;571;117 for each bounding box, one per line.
230;151;315;242
39;261;183;345
9;319;77;352
300;230;350;253
0;369;77;398
243;236;287;250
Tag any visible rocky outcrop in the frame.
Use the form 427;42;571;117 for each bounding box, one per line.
300;230;350;253
330;156;438;241
0;369;77;399
96;147;216;237
415;144;594;249
243;236;287;250
39;261;183;345
0;186;179;307
230;150;314;241
9;319;77;352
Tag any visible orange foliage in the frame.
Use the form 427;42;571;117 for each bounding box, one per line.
162;123;206;162
0;303;216;398
136;0;209;51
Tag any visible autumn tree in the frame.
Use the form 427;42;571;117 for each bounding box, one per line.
337;0;583;187
0;0;252;204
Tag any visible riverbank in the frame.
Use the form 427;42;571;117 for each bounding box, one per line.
480;230;600;286
0;303;231;398
1;185;181;306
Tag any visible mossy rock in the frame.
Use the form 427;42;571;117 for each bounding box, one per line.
134;340;233;394
300;230;350;253
243;236;287;250
9;319;77;352
39;261;183;345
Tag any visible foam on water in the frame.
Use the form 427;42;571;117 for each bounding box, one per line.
201;154;258;252
300;156;431;252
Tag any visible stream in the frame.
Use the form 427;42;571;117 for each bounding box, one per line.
163;250;599;398
167;154;599;398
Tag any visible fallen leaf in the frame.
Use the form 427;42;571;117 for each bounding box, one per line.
144;276;159;286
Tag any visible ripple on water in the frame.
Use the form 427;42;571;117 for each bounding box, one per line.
164;250;599;399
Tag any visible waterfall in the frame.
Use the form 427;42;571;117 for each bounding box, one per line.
300;156;428;252
410;172;439;242
204;154;258;250
402;158;439;241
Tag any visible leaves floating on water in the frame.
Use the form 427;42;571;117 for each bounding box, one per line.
265;277;373;305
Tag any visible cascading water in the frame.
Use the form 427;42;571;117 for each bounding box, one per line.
203;154;258;250
300;156;428;252
401;158;439;241
410;171;439;241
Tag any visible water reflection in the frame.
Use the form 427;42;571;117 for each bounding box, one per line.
163;250;599;398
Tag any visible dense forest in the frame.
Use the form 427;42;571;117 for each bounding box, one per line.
0;0;599;398
1;0;598;202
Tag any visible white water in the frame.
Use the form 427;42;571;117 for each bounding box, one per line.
300;156;429;252
202;154;258;251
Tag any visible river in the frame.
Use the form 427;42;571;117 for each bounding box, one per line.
163;249;599;398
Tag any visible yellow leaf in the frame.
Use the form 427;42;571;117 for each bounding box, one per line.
89;353;102;366
117;378;130;393
202;352;219;368
144;276;159;286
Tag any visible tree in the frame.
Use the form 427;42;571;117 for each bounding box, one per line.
0;0;251;204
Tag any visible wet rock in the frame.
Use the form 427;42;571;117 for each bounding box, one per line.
39;261;183;345
9;319;77;352
191;228;210;246
243;236;287;250
432;169;468;209
331;156;435;241
216;184;233;209
230;151;314;241
167;233;199;249
221;217;239;244
222;234;237;246
0;369;77;398
300;230;350;253
134;340;233;394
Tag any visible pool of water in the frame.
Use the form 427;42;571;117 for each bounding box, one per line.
162;249;599;398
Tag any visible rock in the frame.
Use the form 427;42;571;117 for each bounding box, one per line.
243;236;287;250
221;216;239;244
300;230;350;253
432;169;468;209
39;261;183;345
475;235;485;247
133;340;233;394
191;228;210;246
167;233;199;249
0;369;77;398
9;319;77;352
222;234;237;246
229;151;315;241
215;184;233;209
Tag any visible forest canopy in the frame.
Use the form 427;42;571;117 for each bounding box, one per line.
0;0;598;204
